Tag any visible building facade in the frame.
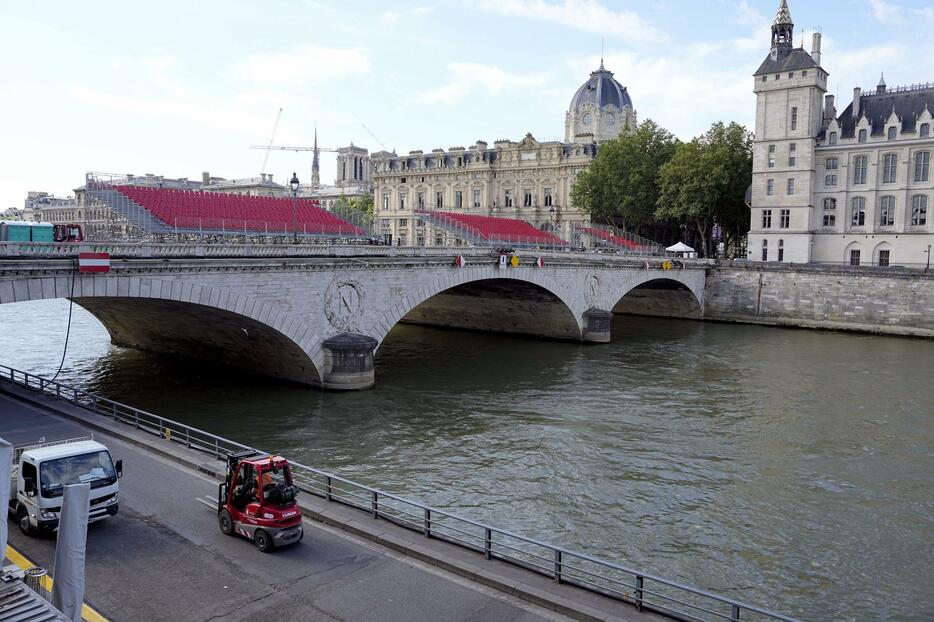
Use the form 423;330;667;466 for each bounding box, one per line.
371;64;634;246
749;0;934;267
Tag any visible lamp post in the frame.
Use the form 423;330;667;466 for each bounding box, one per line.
289;172;300;244
926;244;931;271
548;206;556;252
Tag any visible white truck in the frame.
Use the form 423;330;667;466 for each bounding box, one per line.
8;436;122;536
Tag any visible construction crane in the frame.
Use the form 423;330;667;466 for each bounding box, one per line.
250;144;340;153
360;123;388;151
260;108;283;175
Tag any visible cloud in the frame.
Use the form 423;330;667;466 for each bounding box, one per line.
468;0;667;44
381;6;432;24
868;0;902;23
229;45;370;86
415;63;550;105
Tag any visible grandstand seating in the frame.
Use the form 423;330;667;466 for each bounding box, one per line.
111;185;365;237
421;211;566;247
577;226;642;251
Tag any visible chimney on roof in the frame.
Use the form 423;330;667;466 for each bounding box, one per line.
202;171;210;185
824;94;835;120
260;173;267;182
853;88;862;119
811;32;822;66
267;174;273;183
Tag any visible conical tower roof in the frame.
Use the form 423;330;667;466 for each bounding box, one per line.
773;0;792;26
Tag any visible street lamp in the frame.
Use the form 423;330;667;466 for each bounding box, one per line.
289;172;300;244
548;205;556;252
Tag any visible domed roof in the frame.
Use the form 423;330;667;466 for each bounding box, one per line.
569;63;633;113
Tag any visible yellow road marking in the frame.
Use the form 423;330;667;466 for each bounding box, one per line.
5;543;109;622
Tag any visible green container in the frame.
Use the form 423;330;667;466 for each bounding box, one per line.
30;223;54;242
1;221;32;242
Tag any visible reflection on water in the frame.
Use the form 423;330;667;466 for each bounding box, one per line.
1;299;932;621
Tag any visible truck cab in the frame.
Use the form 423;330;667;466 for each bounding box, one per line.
9;437;122;535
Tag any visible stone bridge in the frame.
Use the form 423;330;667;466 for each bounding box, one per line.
0;244;709;390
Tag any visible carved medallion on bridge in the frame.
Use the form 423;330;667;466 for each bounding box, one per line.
585;272;599;305
325;278;364;331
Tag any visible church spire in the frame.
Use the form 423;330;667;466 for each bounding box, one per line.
311;124;320;188
770;0;794;59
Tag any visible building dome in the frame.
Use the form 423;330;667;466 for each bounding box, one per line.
568;64;633;113
565;62;636;144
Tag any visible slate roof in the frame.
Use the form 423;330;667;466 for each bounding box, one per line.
754;47;818;76
836;86;934;138
569;66;633;112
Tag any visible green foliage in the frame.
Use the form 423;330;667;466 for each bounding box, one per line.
570;120;679;230
331;193;374;227
656;121;753;257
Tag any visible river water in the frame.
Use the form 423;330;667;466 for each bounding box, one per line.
0;299;931;621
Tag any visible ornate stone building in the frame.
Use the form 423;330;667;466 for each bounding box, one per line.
749;0;934;266
371;64;635;246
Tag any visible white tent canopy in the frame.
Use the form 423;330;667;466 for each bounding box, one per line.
666;242;695;253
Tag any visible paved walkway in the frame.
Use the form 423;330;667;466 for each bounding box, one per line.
0;385;674;622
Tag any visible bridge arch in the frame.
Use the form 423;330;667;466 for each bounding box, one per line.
0;274;323;385
366;267;586;347
610;274;705;321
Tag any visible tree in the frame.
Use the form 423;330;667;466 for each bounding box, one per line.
655;122;752;257
570;120;678;232
331;194;374;228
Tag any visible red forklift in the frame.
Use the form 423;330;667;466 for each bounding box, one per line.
214;450;304;552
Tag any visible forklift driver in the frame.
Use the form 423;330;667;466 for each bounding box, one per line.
232;463;258;511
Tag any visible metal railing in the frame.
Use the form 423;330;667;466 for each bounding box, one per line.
0;364;797;622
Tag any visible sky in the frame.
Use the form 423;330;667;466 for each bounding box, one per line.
2;0;933;209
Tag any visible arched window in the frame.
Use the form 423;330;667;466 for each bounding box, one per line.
888;126;897;141
778;239;785;262
879;196;895;226
858;129;868;143
761;239;768;261
912;195;928;226
851;197;866;226
829;132;838;145
915;152;930;182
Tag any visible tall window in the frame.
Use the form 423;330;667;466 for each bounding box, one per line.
883;154;898;183
826;157;838;170
767;179;774;195
823;198;837;210
787;178;795;195
854;156;868;184
544;188;553;207
504;190;513;207
921;123;931;138
878;250;890;267
455;190;463;209
888;126;897;141
851;197;866;226
399;193;407;210
915;152;930;182
829;132;838;145
859;129;868;143
523;190;533;207
761;239;768;261
912;195;928;226
780;209;790;228
825;173;837;187
417;192;425;209
778;239;784;262
472;189;481;208
435;191;443;208
791;107;798;131
762;209;772;228
879;196;895;226
768;144;776;168
382;194;390;210
788;143;797;166
850;249;861;266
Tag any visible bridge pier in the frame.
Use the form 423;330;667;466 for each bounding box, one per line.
321;333;379;391
581;308;613;343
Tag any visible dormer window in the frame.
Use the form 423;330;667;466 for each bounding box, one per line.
802;70;808;77
888;126;897;141
775;74;780;81
921;123;930;138
858;129;868;143
829;132;838;145
788;72;794;78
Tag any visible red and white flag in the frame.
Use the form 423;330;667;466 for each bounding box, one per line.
535;257;545;268
454;255;466;268
78;252;110;273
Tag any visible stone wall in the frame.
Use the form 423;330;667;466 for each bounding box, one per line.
704;263;934;337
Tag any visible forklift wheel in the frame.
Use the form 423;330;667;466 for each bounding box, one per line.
254;529;272;553
218;509;234;536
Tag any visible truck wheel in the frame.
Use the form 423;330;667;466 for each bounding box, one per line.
17;505;33;536
218;509;234;536
254;529;272;553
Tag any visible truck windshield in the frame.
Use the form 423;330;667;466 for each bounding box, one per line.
39;451;116;498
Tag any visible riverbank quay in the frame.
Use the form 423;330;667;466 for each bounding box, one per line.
0;367;798;622
704;263;934;338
